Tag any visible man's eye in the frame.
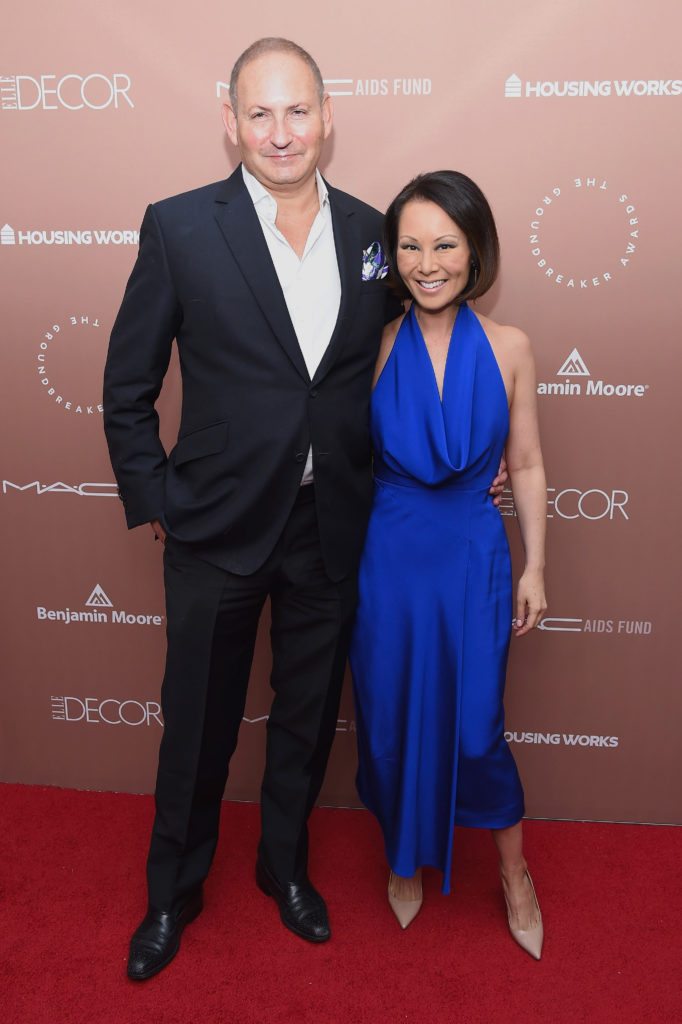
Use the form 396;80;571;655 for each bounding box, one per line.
251;111;266;119
292;109;307;116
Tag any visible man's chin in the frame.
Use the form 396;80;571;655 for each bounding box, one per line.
254;159;314;189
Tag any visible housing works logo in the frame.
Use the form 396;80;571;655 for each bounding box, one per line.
215;77;433;100
537;348;649;398
1;223;139;246
505;74;681;98
528;177;639;291
36;313;105;415
538;616;652;637
1;74;133;110
505;731;619;748
37;584;164;627
500;486;629;521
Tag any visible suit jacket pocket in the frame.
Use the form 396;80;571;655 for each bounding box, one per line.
173;420;229;467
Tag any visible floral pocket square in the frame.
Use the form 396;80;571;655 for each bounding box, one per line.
362;241;389;282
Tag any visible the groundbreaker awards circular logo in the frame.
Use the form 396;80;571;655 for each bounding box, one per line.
36;313;105;415
528;177;639;291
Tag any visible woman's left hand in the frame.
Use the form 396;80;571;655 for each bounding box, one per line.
514;569;547;637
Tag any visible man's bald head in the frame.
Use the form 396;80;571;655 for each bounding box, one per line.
229;37;324;110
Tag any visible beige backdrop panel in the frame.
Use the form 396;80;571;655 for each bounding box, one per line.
1;0;680;824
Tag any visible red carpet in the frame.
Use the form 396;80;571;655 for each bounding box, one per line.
1;784;680;1024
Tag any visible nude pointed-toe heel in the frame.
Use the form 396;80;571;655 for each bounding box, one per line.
388;870;423;929
503;870;544;960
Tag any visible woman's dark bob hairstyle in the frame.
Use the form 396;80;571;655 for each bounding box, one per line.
384;170;500;305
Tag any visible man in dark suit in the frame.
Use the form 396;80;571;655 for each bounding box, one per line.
104;37;504;981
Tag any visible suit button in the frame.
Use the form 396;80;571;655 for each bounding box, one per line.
295;452;305;463
309;388;318;398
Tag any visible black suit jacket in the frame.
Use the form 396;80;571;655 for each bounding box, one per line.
103;165;401;580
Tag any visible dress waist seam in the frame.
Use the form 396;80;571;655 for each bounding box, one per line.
374;473;490;496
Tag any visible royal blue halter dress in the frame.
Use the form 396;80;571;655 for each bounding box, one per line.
349;303;524;893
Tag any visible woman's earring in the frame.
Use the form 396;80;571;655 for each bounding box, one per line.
472;262;479;285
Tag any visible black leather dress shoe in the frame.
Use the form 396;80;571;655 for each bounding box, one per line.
127;887;203;981
256;858;330;943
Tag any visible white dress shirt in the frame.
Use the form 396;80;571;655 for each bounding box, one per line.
241;164;341;484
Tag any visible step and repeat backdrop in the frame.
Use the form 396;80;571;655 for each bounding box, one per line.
1;0;680;824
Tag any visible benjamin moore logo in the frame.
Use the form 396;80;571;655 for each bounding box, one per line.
537;348;648;398
216;77;433;100
1;74;134;110
556;348;590;377
1;223;139;246
505;731;619;748
505;73;681;99
36;313;104;415
529;177;639;291
538;616;652;636
500;486;629;521
37;584;164;627
2;480;117;497
85;584;113;608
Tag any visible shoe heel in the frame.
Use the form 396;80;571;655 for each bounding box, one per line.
387;870;423;930
502;869;543;961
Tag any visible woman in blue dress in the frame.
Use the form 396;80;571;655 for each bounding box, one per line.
350;171;547;959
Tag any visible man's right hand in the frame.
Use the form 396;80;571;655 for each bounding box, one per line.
150;519;167;544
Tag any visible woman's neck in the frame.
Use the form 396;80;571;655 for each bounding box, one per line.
414;300;459;339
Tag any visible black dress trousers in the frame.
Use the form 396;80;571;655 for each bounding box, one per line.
146;485;357;911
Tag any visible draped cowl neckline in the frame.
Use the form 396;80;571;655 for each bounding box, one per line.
372;302;509;487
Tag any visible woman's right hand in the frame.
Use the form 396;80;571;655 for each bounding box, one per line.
514;568;546;637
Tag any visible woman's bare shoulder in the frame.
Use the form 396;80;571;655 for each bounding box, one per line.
474;311;533;361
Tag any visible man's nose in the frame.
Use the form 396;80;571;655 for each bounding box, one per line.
270;117;293;148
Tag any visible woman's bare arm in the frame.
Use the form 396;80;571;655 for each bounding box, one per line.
504;328;548;636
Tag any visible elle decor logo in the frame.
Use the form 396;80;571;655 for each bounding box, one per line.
500;486;629;521
1;73;134;110
51;696;163;726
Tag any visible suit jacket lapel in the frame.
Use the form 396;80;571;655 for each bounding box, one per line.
312;185;362;387
213;168;311;383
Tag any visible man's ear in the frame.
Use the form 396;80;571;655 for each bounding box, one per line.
321;93;333;141
222;102;238;146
